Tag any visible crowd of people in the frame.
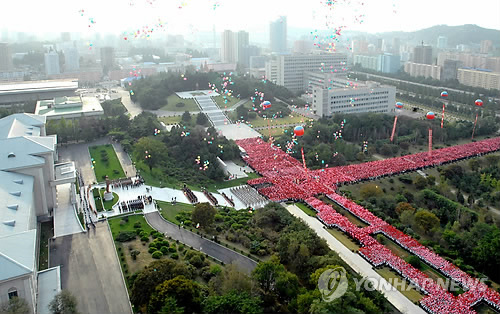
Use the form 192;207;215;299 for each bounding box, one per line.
202;188;218;206
183;184;198;204
235;137;500;313
221;192;235;207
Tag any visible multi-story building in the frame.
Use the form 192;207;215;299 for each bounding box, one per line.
0;113;75;313
221;30;236;64
63;47;79;72
44;51;60;76
293;40;313;54
310;75;395;117
267;53;348;92
270;16;287;54
378;53;401;73
480;40;493;54
236;31;249;65
404;62;441;80
437;52;500;72
437;36;448;50
353;55;379;71
0;42;12;71
412;45;433;65
457;68;500;90
100;47;115;72
264;59;278;84
441;59;461;81
392;38;400;54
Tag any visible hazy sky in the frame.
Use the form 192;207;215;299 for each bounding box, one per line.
1;0;499;38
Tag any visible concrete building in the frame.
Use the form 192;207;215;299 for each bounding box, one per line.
441;59;461;81
412;45;433;65
0;80;78;105
100;47;115;72
239;45;260;68
392;38;400;54
250;56;267;69
270;16;287;54
34;95;104;120
265;59;279;84
378;53;401;73
457;68;500;90
0;43;12;71
267;53;349;92
44;52;60;76
293;40;313;54
480;40;493;54
221;30;236;64
236;31;249;65
404;62;441;80
0;71;28;82
437;36;448;50
437;52;500;72
353;55;379;71
311;75;395;117
0;113;75;313
62;48;79;72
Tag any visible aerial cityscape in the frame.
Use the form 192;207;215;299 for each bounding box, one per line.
0;0;499;313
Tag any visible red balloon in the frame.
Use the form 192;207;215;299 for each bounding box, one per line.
426;112;435;120
475;99;483;107
294;126;304;137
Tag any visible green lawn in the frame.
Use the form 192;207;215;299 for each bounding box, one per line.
159;115;182;125
99;189;119;210
89;144;125;182
161;94;199;112
212;95;240;108
295;202;317;217
249;114;307;128
157;201;194;225
318;195;369;227
257;127;286;139
327;228;361;252
375;266;426;303
38;221;53;271
108;214;154;240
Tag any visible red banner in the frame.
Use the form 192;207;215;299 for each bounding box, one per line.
441;104;445;128
390;116;398;142
472;113;478;139
301;147;307;170
428;128;432;156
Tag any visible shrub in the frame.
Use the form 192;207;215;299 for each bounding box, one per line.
139;231;148;238
171;253;179;259
131;250;140;260
113;169;120;174
152;251;163;259
160;246;169;255
135;228;143;235
115;231;136;242
148;247;156;254
168;247;176;253
178;244;185;251
133;221;142;228
175;102;185;107
184;220;192;226
141;236;149;242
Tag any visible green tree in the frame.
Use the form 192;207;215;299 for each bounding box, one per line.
414;210;440;235
0;297;30;314
406;255;423;269
182;110;191;122
360;183;383;199
48;290;79;314
191;202;217;228
414;176;428;190
133;137;168;171
196;112;208;125
203;290;262;314
468;159;480;172
395;202;415;215
252;256;284;293
148;276;201;314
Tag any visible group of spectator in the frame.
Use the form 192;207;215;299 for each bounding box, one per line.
221;192;235;207
229;185;267;208
202;188;218;206
112;176;146;190
235;136;500;313
183;185;198;204
120;198;144;212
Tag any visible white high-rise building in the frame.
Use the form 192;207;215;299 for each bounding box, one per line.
44;52;60;76
63;48;79;72
311;75;395;117
221;30;236;64
270;16;287;54
266;53;348;92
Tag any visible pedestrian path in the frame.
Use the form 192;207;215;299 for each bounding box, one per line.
195;95;230;127
54;183;84;237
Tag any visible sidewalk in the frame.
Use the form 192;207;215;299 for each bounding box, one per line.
54;183;83;237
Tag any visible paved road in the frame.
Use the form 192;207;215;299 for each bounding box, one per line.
112;142;136;177
50;221;132;314
195;95;231;127
286;204;425;314
118;88;143;118
145;212;257;273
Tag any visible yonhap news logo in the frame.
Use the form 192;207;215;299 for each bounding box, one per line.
317;266;348;302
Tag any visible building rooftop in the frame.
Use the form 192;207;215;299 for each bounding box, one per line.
0;171;34;237
35;96;104;119
0;229;37;281
0;79;78;96
0;136;55;171
0;113;45;139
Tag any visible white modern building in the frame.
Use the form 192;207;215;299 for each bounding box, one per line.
63;48;79;72
34;95;104;120
44;52;60;76
310;75;395;117
404;62;441;80
0;113;75;313
265;53;349;92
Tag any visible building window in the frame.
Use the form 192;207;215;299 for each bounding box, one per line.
8;288;18;299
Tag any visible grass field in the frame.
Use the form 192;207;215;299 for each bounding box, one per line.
157;201;194;225
108;214;154;241
159;115;182;125
375;266;426;303
89;144;125;182
327;228;361;252
212;95;240;108
318;195;369;227
257;127;286;138
161;94;199;112
99;189;119;210
38;221;53;271
249;114;307;128
295;202;317;217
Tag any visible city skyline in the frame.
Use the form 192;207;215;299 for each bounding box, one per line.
0;0;498;40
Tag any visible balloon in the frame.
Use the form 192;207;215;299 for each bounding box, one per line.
441;91;448;97
294;126;304;137
426;112;435;120
395;102;403;109
475;99;483;107
262;101;271;110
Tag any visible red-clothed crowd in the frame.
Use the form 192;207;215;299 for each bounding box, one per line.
236;137;500;313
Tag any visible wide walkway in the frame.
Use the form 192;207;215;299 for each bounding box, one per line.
50;221;132;314
195;95;230;127
54;183;83;237
286;204;426;314
145;211;257;274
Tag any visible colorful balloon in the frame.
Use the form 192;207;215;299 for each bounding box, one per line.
262;101;271;110
441;91;448;97
395;102;403;109
294;126;305;137
426;112;435;120
475;99;483;107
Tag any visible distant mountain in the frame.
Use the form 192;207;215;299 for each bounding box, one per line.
375;24;500;47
